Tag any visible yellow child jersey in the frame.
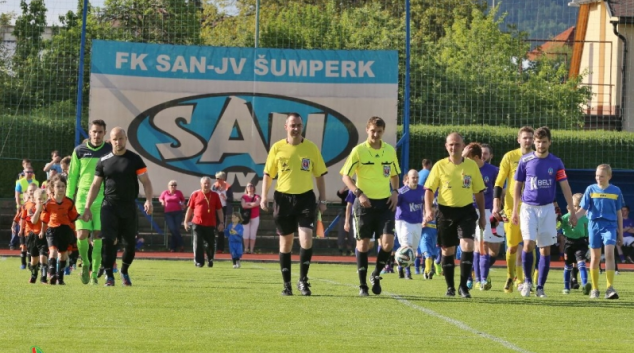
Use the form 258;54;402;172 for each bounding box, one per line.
264;138;328;194
494;148;525;212
340;140;401;199
424;158;485;208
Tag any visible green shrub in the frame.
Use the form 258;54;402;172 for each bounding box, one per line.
402;124;634;170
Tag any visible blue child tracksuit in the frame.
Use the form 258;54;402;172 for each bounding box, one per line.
224;223;244;260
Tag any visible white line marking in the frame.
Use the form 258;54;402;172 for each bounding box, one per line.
319;279;532;353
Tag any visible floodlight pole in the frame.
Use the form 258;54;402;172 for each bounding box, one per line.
401;0;411;175
255;0;260;48
75;0;89;146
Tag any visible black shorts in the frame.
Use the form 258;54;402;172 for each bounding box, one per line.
19;234;26;246
46;225;75;252
436;205;477;248
101;201;138;245
26;232;48;257
352;197;395;240
564;237;589;264
273;190;317;235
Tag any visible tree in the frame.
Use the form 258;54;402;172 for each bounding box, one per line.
101;0;201;44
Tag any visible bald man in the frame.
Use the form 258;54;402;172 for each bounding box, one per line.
424;133;486;298
82;127;153;287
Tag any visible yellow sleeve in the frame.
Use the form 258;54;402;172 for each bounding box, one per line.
390;146;401;176
471;162;485;193
494;153;509;188
339;146;359;177
423;163;440;192
311;144;328;177
263;142;278;178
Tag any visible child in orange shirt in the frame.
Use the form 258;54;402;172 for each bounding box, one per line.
21;188;49;284
32;176;80;285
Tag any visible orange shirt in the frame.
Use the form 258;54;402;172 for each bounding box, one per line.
20;201;44;234
41;197;79;228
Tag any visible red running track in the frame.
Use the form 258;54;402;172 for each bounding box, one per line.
1;249;633;270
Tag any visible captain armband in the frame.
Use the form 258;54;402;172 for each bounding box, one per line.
493;186;503;199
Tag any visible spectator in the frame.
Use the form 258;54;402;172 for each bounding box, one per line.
225;212;244;268
418;159;433;186
159;180;186;252
241;182;260;254
43;150;63;180
15;166;39;209
16;158;31;180
212;171;233;253
60;156;71;179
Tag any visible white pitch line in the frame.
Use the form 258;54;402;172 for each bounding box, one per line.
250;266;531;353
319;279;532;353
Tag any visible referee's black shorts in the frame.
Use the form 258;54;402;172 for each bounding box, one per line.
352;197;395;240
273;190;316;235
436;204;477;248
564;237;589;264
100;200;138;245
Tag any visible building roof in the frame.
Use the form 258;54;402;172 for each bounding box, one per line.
527;26;576;61
608;0;634;22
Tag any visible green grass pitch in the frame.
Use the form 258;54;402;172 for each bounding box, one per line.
1;257;633;353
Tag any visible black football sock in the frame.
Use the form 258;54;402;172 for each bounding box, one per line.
442;255;455;289
375;249;391;275
299;247;313;279
460;251;474;288
357;251;369;285
280;252;292;283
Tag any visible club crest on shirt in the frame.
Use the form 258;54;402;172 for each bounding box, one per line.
383;165;391;177
548;168;553;175
301;158;310;171
462;174;472;188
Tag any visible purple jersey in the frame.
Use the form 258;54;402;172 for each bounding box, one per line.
395;185;425;224
473;163;499;210
345;190;356;204
514;152;567;206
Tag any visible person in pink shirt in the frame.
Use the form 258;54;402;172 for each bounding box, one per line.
241;183;261;253
159;180;186;252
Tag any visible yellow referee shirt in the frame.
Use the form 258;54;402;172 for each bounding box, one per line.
494;148;524;212
340;140;401;199
264;138;328;194
424;158;485;208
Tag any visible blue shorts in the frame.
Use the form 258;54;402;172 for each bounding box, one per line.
419;231;438;258
588;219;617;249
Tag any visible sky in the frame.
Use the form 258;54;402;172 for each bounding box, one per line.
0;0;106;25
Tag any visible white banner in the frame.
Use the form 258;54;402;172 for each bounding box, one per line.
90;40;399;200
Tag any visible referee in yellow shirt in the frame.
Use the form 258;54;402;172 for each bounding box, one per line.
424;133;486;298
261;113;328;296
341;116;401;296
491;126;534;293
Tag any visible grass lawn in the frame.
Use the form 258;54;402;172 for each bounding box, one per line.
1;257;632;353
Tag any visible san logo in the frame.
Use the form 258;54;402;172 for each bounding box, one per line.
128;93;358;185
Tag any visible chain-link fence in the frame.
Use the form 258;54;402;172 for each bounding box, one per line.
0;0;632;171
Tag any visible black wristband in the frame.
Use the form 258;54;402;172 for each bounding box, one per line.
493;186;503;199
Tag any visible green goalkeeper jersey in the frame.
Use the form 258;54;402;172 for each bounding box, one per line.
560;213;589;240
66;141;113;200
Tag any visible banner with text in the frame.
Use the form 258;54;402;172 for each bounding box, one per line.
90;40;398;199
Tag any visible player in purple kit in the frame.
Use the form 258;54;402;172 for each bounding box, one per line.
395;170;425;279
512;126;577;298
463;143;503;290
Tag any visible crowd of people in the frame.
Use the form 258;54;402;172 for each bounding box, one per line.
10;119;263;286
8;114;633;299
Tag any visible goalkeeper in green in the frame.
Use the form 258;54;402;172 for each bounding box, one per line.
66;119;112;285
